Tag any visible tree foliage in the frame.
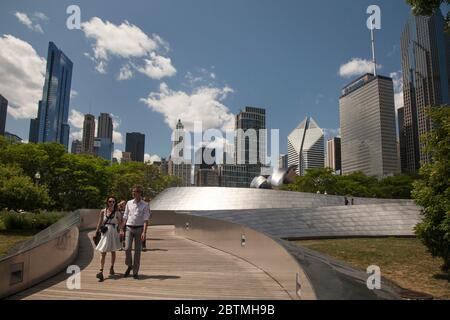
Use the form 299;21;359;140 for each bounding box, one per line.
412;106;450;271
0;136;181;211
406;0;450;34
282;167;415;199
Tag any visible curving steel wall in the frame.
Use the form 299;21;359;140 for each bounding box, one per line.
0;212;79;299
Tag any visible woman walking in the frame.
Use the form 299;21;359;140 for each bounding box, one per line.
95;197;122;282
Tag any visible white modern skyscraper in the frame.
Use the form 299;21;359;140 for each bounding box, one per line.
339;73;400;178
287;117;324;176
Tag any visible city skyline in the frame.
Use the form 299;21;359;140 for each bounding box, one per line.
0;0;434;162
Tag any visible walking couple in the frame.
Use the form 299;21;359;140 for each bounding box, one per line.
94;185;151;282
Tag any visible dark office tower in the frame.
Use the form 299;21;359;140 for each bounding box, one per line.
97;113;113;139
235;106;266;165
29;101;42;143
82;114;96;154
326;137;342;174
397;107;407;173
36;42;73;149
126;132;145;162
71;139;82;154
401;10;450;173
0;94;7;136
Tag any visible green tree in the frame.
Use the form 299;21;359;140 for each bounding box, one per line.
413;106;450;271
406;0;450;34
0;164;51;211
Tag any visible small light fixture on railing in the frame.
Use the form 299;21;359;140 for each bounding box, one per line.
241;234;246;247
185;222;190;231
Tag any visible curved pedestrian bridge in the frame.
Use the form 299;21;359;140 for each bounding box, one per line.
10;226;290;300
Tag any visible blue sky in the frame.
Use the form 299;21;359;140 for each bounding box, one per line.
0;0;425;161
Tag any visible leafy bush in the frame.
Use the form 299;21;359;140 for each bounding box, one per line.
0;211;64;231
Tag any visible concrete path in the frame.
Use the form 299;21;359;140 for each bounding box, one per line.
11;226;290;300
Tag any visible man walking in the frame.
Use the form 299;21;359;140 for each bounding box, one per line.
120;185;150;279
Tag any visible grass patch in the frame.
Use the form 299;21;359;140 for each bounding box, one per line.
0;230;37;257
293;237;450;299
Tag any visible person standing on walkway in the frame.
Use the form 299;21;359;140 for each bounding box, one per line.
95;197;122;282
117;200;127;250
120;185;151;279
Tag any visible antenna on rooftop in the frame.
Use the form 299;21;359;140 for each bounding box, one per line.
371;26;377;76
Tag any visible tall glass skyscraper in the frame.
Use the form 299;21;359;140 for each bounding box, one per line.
95;113;114;161
401;10;450;172
0;94;7;136
36;42;73;149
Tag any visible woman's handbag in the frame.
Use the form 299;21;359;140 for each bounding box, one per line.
93;231;101;245
93;211;114;245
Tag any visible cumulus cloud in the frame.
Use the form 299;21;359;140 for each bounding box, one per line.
339;58;381;78
144;153;161;163
140;83;235;132
0;35;46;119
323;128;341;139
14;11;45;33
113;149;123;162
137;52;176;79
117;64;133;80
70;89;78;99
390;71;404;111
81;17;176;79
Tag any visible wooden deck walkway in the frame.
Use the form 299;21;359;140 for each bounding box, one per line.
11;226;291;300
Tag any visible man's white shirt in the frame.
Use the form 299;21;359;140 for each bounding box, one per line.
123;199;151;226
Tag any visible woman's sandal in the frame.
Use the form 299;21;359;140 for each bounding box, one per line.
96;269;104;282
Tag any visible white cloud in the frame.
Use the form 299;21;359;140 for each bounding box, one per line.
81;17;176;79
113;149;123;162
14;12;44;33
0;35;46;119
144;153;161;163
68;109;84;129
339;58;381;78
324;128;341;139
140;83;235;132
33;12;49;21
137;52;176;79
117;64;133;80
70;89;78;99
113;131;123;145
390;71;404;111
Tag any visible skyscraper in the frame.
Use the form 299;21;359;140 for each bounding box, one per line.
29;101;41;143
82;114;96;154
97;113;113;140
278;154;288;169
169;120;191;185
126;132;145;162
326;137;342;174
287;117;324;176
37;42;73;149
0;94;7;136
401;10;450;173
397;107;407;173
71;139;82;154
96;113;114;161
235;106;266;165
339;73;400;178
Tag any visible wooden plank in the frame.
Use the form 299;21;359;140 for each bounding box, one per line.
10;226;290;300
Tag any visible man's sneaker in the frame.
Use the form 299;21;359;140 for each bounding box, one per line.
133;274;139;280
124;267;132;277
